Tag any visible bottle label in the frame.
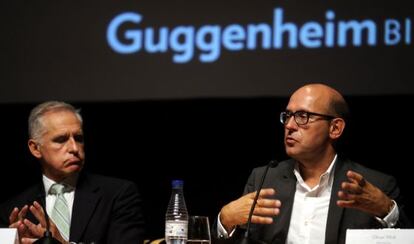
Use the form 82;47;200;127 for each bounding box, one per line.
165;220;188;238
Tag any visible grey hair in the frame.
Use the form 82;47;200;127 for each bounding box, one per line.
28;101;83;141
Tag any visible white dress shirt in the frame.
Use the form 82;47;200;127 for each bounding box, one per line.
285;155;337;244
42;174;77;221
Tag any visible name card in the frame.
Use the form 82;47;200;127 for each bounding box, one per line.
346;229;414;244
0;228;19;244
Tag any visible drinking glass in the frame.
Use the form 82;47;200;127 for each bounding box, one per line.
187;216;211;244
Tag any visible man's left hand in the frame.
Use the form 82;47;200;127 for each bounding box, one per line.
337;170;394;217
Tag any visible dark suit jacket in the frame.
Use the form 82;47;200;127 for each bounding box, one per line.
0;173;145;244
213;157;412;244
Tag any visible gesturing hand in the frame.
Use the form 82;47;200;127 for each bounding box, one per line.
220;188;281;233
337;170;394;217
21;201;69;244
8;205;36;241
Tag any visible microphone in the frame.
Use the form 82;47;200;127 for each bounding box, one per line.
33;194;62;244
238;160;279;244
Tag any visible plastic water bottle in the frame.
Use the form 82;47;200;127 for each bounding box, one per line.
165;180;189;244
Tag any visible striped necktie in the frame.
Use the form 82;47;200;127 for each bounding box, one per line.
49;183;70;241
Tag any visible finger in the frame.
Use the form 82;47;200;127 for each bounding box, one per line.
341;181;362;194
23;219;44;237
337;190;358;209
258;188;276;197
253;206;280;216
33;201;46;226
9;220;21;228
337;190;357;201
256;199;281;208
250;215;274;224
21;237;37;244
48;218;57;229
336;199;356;208
48;218;62;237
19;205;29;218
347;170;366;187
48;222;65;243
247;188;276;198
9;207;19;224
17;221;29;235
30;201;47;227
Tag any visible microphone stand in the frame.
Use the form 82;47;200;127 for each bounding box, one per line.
237;160;279;244
33;230;62;244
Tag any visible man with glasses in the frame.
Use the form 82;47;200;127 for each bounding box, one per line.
214;83;412;244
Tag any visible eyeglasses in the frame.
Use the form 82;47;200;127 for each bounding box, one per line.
280;110;336;125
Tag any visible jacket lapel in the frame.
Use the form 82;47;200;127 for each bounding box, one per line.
325;158;350;244
269;160;296;244
69;174;101;242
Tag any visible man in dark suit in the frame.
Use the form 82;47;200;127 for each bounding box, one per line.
215;84;412;244
0;101;145;244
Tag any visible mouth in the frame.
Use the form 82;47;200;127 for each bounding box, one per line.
285;137;297;146
65;158;83;167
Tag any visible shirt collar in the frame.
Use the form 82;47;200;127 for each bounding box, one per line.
293;154;338;193
43;173;78;194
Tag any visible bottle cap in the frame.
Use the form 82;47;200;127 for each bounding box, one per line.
172;180;184;188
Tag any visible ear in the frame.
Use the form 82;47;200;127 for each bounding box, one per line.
329;118;345;140
28;139;42;159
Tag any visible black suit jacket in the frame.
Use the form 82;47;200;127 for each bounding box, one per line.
0;173;145;244
214;157;412;244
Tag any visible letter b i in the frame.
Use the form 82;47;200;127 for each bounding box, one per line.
384;18;411;45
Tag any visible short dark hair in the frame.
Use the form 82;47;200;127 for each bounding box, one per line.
330;96;350;121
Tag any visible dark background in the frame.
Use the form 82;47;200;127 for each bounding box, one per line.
1;95;413;239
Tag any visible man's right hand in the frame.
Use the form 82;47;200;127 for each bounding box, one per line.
8;205;39;242
23;201;69;244
219;188;281;233
8;202;69;244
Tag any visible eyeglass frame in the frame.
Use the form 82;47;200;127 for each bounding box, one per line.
280;110;336;126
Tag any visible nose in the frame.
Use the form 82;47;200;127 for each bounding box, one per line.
284;115;297;130
67;136;79;153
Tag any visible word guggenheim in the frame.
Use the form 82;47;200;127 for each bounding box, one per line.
107;8;412;63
